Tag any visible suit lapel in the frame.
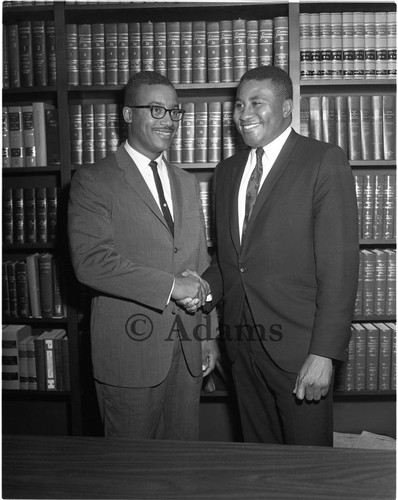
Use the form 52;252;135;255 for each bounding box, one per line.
241;131;299;245
115;145;172;235
164;156;182;240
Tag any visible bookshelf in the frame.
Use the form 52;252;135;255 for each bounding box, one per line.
2;1;396;438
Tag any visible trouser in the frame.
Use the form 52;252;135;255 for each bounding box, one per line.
231;300;334;446
95;339;202;440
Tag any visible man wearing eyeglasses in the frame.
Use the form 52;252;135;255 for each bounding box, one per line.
68;71;218;440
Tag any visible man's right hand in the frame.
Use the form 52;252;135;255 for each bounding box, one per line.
171;274;207;306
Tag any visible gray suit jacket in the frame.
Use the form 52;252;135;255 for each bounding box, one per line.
68;144;210;387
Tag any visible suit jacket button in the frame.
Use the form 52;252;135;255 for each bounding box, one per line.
240;267;247;273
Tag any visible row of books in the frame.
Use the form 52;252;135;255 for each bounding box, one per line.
3;254;66;320
355;174;396;241
355;249;396;318
3;21;57;89
2;324;70;391
2;104;60;168
300;95;396;161
69;101;247;166
335;322;396;391
300;11;396;80
3;187;58;246
65;18;288;86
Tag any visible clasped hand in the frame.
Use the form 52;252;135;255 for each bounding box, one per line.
171;269;210;312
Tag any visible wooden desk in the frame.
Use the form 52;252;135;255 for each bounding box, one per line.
2;435;396;499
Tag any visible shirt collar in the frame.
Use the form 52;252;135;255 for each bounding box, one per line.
254;126;291;165
124;140;163;168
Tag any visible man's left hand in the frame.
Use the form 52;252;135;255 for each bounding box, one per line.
201;339;219;377
293;354;333;401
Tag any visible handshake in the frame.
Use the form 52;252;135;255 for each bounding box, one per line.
171;269;211;313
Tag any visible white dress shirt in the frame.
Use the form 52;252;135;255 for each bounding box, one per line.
238;127;292;242
124;141;174;220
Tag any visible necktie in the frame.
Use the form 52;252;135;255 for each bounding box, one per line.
242;147;264;239
149;160;174;236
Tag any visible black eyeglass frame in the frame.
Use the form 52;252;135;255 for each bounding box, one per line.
128;105;185;122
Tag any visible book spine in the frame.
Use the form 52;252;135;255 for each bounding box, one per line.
330;12;343;79
13;187;25;244
154;22;167;77
46;187;58;243
66;24;79;86
385;250;396;315
7;261;18;318
299;96;310;137
19;21;34;87
3;188;14;245
69;104;83;165
364;12;376;79
32;20;48;87
379;325;392;390
105;23;118;85
354;250;364;316
24;187;37;244
373;175;385;240
222;101;235;160
371;95;383;160
375;12;388;79
61;337;70;391
220;20;233;83
52;259;64;319
18;341;29;390
2;107;11;168
319;12;332;79
359;95;372;160
391;325;396;389
3;25;9;89
374;250;388;315
207;21;221;83
26;253;42;318
321;96;335;145
208;101;222;163
105;103;120;154
193;21;207;83
45;108;60;165
27;337;37;390
8;24;21;88
180;21;192;84
93;103;107;162
8;106;25;168
354;325;366;390
233;19;247;82
128;22;141;76
92;23;106;85
34;337;46;391
181;102;195;163
246;20;259;71
194;102;208;163
347;95;361;160
342;12;354;79
33;102;52;166
365;325;379;390
274;16;289;73
387;11;397;79
44;338;57;390
166;22;180;84
39;253;54;318
362;174;375;240
382;95;396;160
308;14;320;80
300;14;311;80
2;263;11;317
82;103;94;165
16;260;30;318
141;22;155;72
35;186;48;244
362;250;376;316
169;122;182;164
117;23;129;85
78;24;92;86
22;105;37;167
45;21;57;86
353;12;365;79
382;175;396;240
309;96;322;141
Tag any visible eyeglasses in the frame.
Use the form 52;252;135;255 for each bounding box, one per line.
128;105;185;122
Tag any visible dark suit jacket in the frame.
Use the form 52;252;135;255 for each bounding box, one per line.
68;144;210;388
203;130;359;373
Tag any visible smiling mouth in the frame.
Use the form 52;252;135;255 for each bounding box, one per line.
241;123;261;131
154;129;174;137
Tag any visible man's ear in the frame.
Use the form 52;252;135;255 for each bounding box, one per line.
122;106;132;123
282;99;293;119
